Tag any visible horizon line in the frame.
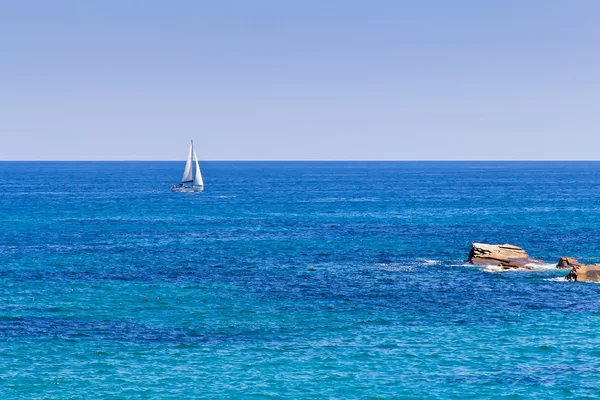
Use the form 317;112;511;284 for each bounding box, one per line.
1;159;599;162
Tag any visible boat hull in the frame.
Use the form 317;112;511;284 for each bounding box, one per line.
171;185;204;193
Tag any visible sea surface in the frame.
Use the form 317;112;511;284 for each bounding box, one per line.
1;161;600;399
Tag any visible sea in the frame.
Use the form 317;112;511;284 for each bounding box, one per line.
1;161;600;399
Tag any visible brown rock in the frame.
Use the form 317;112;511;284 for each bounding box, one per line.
468;243;542;270
565;264;600;282
557;257;580;269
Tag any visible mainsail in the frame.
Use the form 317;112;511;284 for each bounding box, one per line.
181;142;194;183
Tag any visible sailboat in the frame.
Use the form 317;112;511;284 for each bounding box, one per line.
171;140;204;192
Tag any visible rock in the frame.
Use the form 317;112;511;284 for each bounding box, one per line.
557;257;580;269
565;264;600;282
559;256;600;282
468;243;542;270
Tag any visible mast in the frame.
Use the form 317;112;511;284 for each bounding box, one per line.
191;140;195;185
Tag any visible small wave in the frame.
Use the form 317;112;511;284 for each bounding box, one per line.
377;266;415;272
311;198;344;203
482;263;559;273
526;263;559;271
449;262;473;267
421;259;441;265
543;277;600;284
376;262;415;272
347;197;379;202
543;277;568;282
482;265;535;273
311;197;378;203
482;265;511;273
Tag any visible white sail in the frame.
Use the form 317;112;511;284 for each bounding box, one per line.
193;150;204;187
181;142;193;183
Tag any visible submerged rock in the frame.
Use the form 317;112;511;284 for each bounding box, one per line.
468;243;542;270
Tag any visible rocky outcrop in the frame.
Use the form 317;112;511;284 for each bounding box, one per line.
555;257;600;282
466;244;600;281
557;257;580;269
468;243;542;270
565;263;600;282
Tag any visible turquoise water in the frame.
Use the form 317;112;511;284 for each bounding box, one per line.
1;161;600;399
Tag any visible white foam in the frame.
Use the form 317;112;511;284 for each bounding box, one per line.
543;277;568;282
449;262;474;267
482;265;534;273
482;265;513;273
526;263;559;271
545;277;600;284
481;262;560;273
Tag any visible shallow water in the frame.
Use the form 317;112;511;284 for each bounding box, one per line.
1;161;600;399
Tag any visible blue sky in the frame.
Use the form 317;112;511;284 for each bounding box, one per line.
0;0;598;160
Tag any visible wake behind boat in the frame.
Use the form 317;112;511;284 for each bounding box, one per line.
171;140;204;192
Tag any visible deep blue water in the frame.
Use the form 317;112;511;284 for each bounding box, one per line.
1;161;600;399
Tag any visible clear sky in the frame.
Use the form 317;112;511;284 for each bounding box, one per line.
0;0;598;160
